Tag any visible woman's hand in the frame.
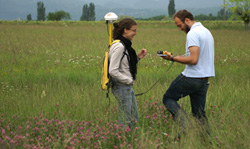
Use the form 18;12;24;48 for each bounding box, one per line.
138;49;147;59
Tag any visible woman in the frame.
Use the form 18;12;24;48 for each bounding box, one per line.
109;18;147;128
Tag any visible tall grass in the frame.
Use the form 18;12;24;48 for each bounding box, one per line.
0;21;250;148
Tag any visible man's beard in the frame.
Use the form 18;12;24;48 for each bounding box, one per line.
185;24;190;33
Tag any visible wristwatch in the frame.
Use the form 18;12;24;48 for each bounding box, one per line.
171;56;175;62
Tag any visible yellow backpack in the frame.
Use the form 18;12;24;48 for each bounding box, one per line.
101;40;121;91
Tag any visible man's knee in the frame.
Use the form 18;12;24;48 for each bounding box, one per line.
162;93;172;105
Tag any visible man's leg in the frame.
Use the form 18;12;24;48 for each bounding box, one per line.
190;81;210;134
163;74;190;130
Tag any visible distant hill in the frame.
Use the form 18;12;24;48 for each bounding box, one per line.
0;0;224;21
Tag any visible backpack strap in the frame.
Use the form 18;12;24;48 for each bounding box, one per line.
112;39;121;44
119;41;129;63
110;40;128;65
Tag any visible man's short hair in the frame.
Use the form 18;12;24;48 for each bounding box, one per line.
174;9;194;23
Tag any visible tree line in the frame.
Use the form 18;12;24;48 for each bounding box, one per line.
155;0;249;31
167;0;232;21
27;1;96;21
27;0;249;31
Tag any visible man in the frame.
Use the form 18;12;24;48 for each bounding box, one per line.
161;9;215;138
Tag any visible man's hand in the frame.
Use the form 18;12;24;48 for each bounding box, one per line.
161;47;200;65
161;51;173;61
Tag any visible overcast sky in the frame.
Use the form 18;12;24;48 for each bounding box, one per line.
0;0;224;20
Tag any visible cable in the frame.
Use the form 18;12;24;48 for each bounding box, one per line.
106;21;110;37
135;61;174;96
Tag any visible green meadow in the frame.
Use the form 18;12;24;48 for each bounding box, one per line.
0;20;250;148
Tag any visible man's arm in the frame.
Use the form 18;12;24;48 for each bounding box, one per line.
162;46;199;65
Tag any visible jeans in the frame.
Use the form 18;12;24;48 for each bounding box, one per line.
112;82;139;128
163;73;210;133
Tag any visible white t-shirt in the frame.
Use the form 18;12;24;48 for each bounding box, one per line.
182;22;215;78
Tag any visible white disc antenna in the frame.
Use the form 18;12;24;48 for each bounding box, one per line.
104;12;118;22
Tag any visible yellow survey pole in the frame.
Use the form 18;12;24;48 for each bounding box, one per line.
104;12;118;46
109;23;113;46
101;12;118;91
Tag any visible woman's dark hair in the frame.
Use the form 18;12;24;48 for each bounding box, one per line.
113;18;137;39
173;9;194;23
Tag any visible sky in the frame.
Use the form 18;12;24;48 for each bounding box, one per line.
0;0;224;20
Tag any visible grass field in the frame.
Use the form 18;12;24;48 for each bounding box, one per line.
0;20;250;148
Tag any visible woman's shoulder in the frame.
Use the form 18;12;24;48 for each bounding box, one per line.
110;42;125;53
111;41;124;48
